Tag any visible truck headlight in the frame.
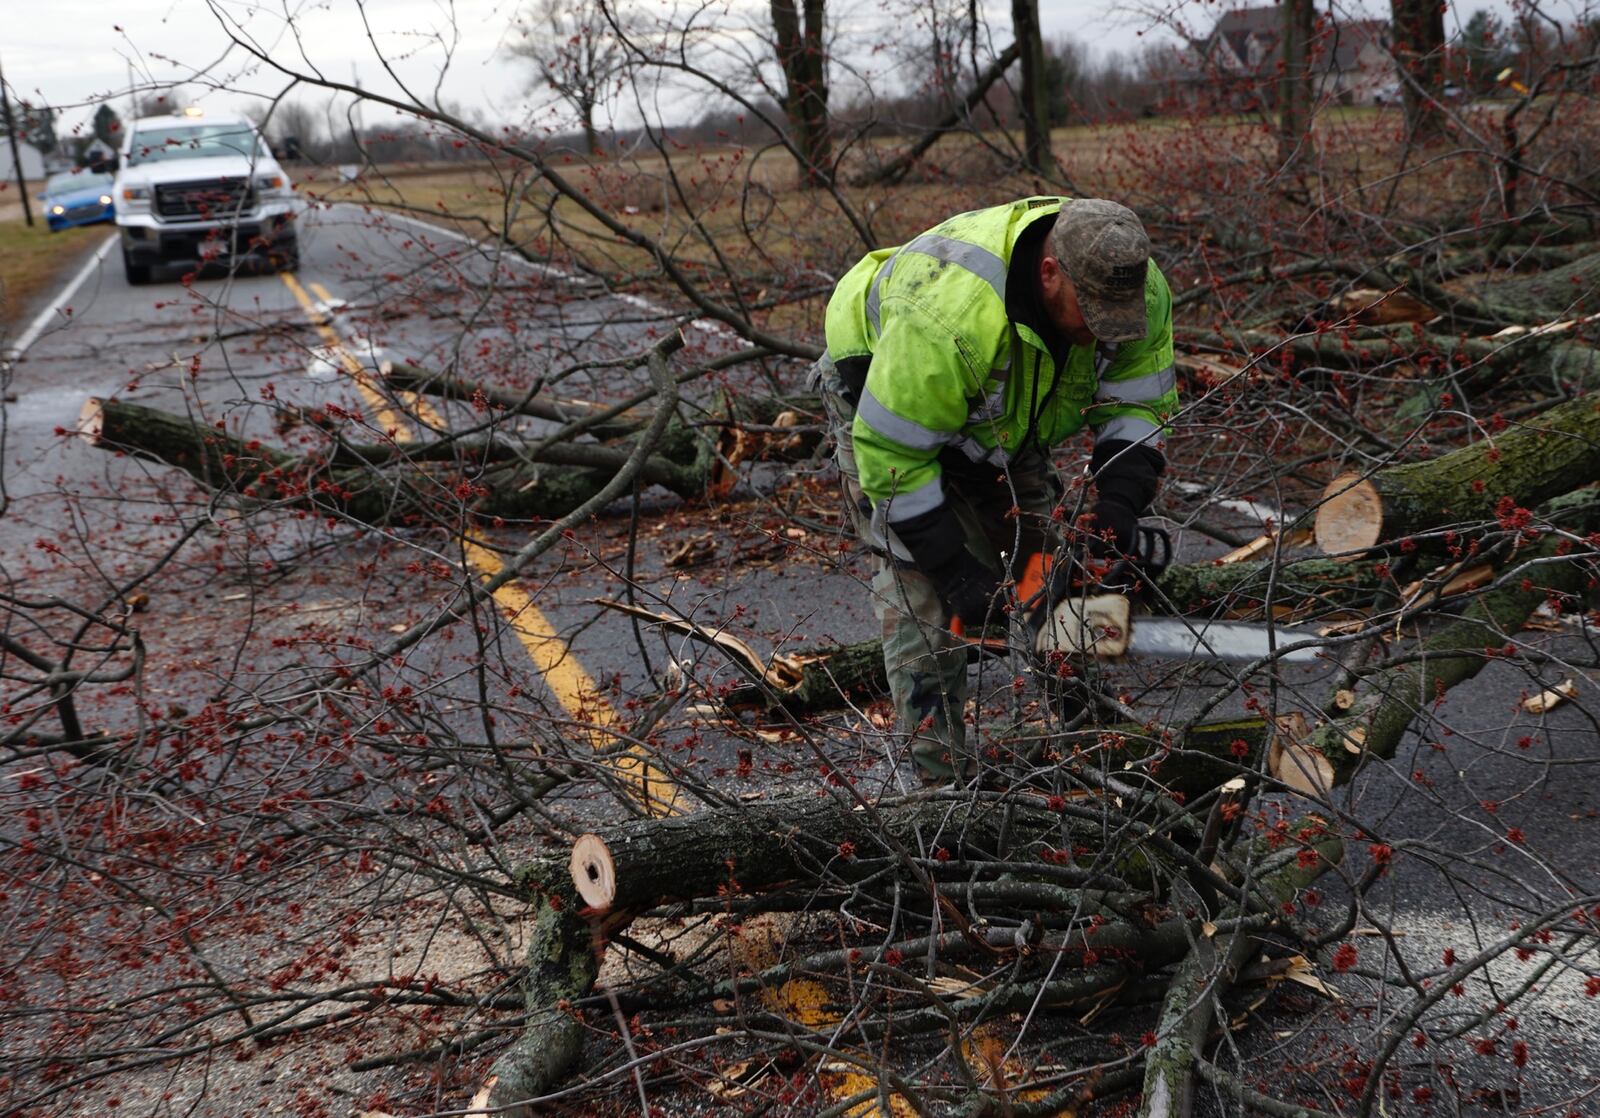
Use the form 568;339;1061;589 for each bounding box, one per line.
122;186;149;201
256;174;287;192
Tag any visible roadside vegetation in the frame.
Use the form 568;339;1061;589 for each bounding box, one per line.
0;217;108;334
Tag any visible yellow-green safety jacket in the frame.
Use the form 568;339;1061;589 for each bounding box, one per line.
824;197;1177;526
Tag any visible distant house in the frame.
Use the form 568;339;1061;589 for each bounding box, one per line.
1177;6;1397;108
1;139;47;190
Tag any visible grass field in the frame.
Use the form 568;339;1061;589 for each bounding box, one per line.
0;218;112;337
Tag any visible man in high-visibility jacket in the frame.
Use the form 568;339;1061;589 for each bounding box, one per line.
813;196;1177;782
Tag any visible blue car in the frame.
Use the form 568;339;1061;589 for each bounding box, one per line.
41;170;116;231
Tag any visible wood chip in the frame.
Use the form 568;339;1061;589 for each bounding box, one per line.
1268;713;1334;797
1522;679;1579;714
663;533;718;568
1326;286;1437;326
1282;955;1341;1000
1400;562;1494;605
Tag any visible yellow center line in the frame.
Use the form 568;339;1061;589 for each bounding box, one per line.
281;274;680;818
280;271;416;438
306;279;447;431
459;538;682;816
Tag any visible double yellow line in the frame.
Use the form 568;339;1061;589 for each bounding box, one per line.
279;272;681;817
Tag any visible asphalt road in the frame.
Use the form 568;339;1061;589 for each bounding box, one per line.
4;199;1599;1117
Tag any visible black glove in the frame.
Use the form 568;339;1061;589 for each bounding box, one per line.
1088;439;1165;558
926;550;1001;627
892;502;1000;627
1088;498;1139;557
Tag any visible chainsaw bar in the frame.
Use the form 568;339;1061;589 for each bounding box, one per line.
1035;594;1326;664
1125;616;1326;664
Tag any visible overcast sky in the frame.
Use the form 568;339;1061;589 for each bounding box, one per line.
4;0;1539;141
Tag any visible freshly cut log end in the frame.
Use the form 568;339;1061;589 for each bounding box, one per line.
570;833;617;910
1268;713;1335;797
77;397;107;443
1315;474;1384;556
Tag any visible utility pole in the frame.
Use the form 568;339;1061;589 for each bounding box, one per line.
0;51;36;228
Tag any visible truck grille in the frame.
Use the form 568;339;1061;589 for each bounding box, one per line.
154;178;255;222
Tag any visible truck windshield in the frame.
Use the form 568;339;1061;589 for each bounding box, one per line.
126;125;267;166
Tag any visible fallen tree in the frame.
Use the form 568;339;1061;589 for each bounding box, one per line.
484;793;1343;1114
75;379;823;525
1314;391;1600;554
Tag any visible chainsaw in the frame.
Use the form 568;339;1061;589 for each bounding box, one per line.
953;530;1325;666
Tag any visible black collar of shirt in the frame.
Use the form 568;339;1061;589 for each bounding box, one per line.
1006;214;1071;370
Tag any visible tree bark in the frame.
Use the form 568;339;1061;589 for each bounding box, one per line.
77;397;709;524
1314;393;1600;554
1278;0;1316;167
770;0;832;188
1012;0;1054;175
569;795;1117;918
1390;0;1447;135
484;859;600;1117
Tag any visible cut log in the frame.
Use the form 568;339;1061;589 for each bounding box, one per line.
568;796;1115;918
79;397;291;489
1314;393;1600;555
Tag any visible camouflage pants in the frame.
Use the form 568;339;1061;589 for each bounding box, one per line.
812;356;1062;778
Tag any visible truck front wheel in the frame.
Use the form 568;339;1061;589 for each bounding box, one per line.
122;247;152;286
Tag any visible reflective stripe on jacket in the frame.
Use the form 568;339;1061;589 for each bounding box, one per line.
823;197;1177;522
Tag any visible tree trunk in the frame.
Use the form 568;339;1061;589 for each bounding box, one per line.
1012;0;1053;175
483;859;600;1117
770;0;831;188
1278;0;1316;167
77;397;709;525
1315;393;1600;554
1391;0;1447;135
569;795;1121;918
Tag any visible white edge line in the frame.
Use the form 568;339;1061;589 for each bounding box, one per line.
3;233;117;364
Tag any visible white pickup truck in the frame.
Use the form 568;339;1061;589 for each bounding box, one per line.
113;110;299;284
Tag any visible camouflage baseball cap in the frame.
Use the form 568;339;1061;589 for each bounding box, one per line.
1052;199;1152;343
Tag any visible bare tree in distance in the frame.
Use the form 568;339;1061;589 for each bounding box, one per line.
1012;0;1054;173
769;0;833;187
1279;0;1316;166
509;0;627;155
1390;0;1448;131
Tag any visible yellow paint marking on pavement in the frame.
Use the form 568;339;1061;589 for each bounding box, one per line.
459;538;682;817
280;271;413;437
280;276;680;819
740;918;914;1117
305;279;446;429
